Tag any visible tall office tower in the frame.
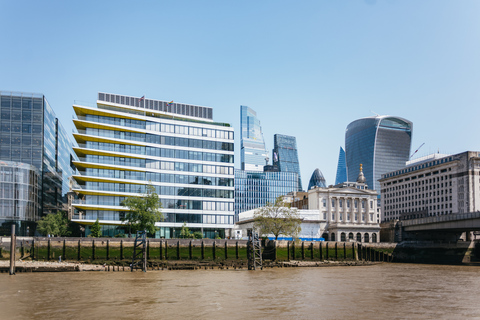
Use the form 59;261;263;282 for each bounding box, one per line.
345;115;412;192
272;134;303;191
0;91;78;235
234;169;298;220
307;168;327;190
71;92;234;238
335;146;347;185
240;106;268;171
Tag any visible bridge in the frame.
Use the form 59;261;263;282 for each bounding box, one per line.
399;212;480;241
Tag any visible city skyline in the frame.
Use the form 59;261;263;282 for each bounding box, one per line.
1;1;479;186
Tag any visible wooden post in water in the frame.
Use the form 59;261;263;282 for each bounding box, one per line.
213;241;216;260
326;242;329;260
274;241;277;261
63;239;66;261
177;241;180;260
92;240;96;260
9;224;15;275
319;242;323;260
343;242;346;260
335;242;338;260
159;241;163;260
224;241;228;260
147;240;150;260
120;240;124;260
106;240;110;260
235;241;239;259
47;239;51;261
301;241;305;260
165;241;169;260
310;242;314;260
201;241;205;260
292;241;296;260
78;240;81;261
287;241;290;260
20;241;24;259
189;241;193;260
352;243;356;261
31;239;35;260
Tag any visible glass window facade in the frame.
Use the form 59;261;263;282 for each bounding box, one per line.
272;134;303;191
234;169;299;220
0;91;78;234
335;146;347;185
240;106;268;171
72;94;234;238
345;116;412;192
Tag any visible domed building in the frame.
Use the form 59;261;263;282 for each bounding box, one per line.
307;168;327;190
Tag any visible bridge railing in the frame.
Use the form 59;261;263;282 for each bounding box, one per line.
401;211;480;227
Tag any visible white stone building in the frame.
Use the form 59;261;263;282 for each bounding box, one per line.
379;151;480;222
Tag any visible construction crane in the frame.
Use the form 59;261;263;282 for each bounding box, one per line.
410;143;425;159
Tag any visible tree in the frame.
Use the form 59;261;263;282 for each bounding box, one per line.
37;211;71;237
90;218;102;238
253;196;302;240
180;222;193;239
121;184;163;235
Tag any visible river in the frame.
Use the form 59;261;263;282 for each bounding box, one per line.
1;263;480;319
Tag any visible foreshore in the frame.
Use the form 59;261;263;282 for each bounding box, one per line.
0;259;379;273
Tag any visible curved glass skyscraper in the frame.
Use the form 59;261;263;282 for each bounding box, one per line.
345;115;412;192
307;168;327;190
240;106;268;172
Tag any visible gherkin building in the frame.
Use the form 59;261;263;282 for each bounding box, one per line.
307;168;327;190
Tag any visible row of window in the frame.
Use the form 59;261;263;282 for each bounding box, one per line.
84;210;234;224
323;198;373;209
84;168;234;187
85;113;232;140
85;141;233;163
327;212;374;222
84;127;234;152
82;195;233;211
83;182;234;199
84;154;234;175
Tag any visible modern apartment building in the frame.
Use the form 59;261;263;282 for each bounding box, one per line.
345;115;412;192
0;91;77;235
240;106;268;172
71;92;234;238
379;151;480;222
272;134;303;191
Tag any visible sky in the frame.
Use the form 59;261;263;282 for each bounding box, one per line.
1;0;479;190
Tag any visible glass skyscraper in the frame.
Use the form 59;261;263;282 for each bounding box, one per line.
307;168;327;190
71;92;234;239
0;91;78;235
240;106;268;171
335;146;347;185
272;134;303;191
345;115;412;192
234;169;299;219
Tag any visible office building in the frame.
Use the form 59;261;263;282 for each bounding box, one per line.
345;115;412;192
234;169;298;220
307;168;327;190
0;91;78;235
272;134;303;191
240;106;268;172
379;151;480;222
71;92;234;238
335;146;347;185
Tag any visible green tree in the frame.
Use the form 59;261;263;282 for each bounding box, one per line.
37;211;71;237
253;196;302;240
180;222;193;238
121;184;163;235
90;218;102;237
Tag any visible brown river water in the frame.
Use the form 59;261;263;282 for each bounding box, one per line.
1;263;480;320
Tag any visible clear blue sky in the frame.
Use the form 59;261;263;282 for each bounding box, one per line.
1;0;479;190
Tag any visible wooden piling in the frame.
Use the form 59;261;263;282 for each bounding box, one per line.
177;241;180;260
9;224;15;275
326;242;329;260
47;239;51;261
343;242;346;260
224;241;228;260
335;242;338;260
189;241;193;260
213;241;216;260
319;242;323;260
78;240;81;261
301;242;305;260
120;240;124;260
63;239;66;260
106;240;110;260
201;241;204;260
235;241;239;259
92;240;96;260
